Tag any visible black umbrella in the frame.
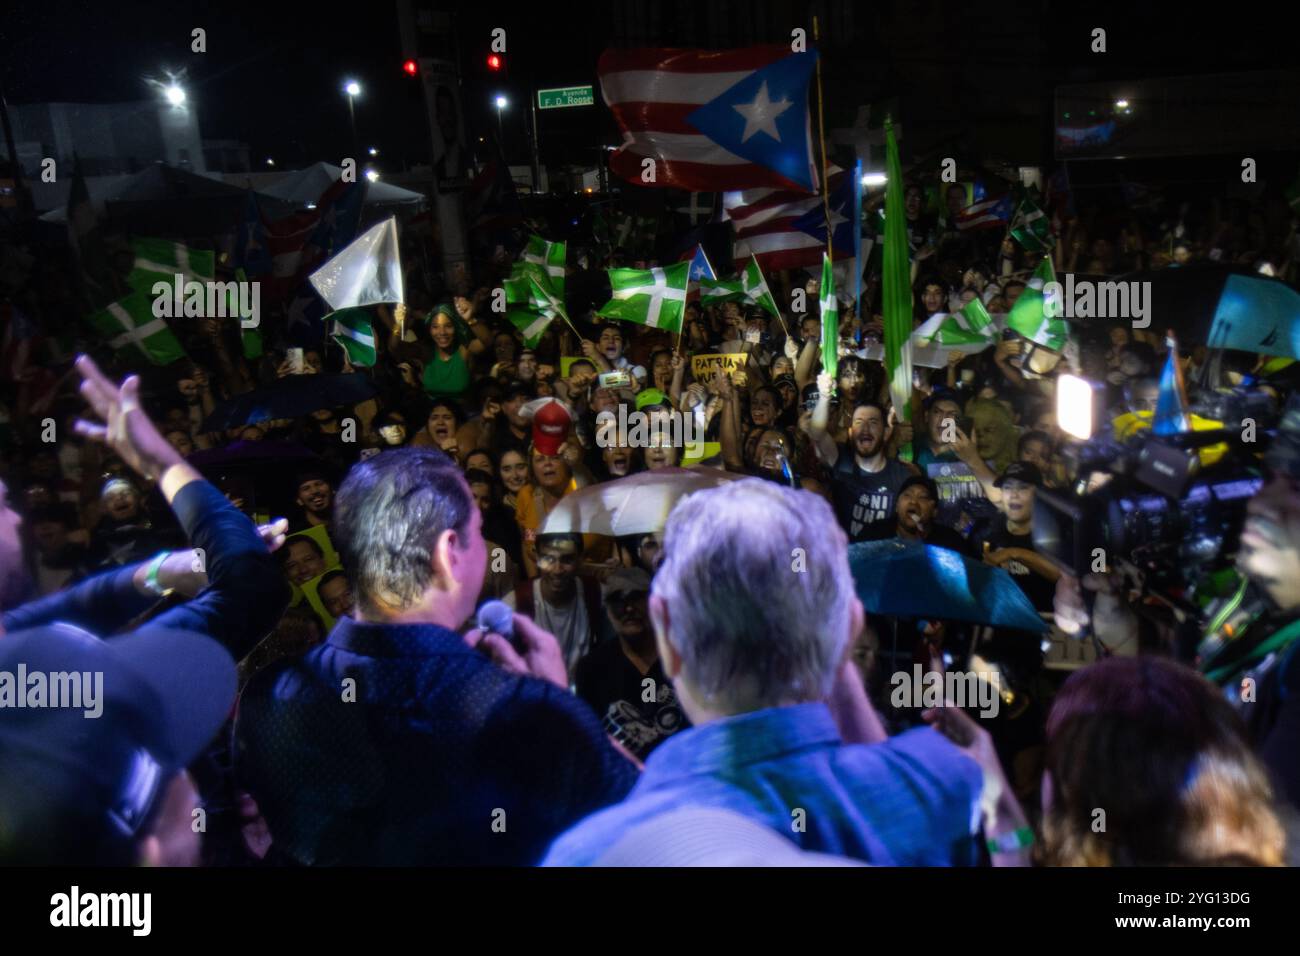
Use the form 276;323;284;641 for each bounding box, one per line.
1116;264;1300;358
202;373;377;431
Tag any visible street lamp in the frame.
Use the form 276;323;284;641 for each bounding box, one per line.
163;84;186;108
368;147;378;157
344;80;362;154
365;168;380;183
494;94;508;146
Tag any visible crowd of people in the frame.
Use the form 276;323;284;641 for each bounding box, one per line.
1;167;1299;867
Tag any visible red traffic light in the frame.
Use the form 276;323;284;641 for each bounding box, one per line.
402;58;418;76
487;54;502;71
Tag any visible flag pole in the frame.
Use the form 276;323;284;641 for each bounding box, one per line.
812;15;834;263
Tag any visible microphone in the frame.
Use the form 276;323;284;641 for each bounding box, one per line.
476;600;514;640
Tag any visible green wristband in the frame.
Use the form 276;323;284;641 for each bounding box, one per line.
987;826;1035;855
143;552;171;598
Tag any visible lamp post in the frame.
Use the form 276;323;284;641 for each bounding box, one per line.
344;80;361;155
494;94;508;151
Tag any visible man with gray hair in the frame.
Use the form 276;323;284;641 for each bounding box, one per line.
544;478;985;866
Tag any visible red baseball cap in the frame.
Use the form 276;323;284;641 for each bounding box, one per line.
530;398;572;456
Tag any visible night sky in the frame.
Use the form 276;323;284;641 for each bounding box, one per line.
2;1;1295;172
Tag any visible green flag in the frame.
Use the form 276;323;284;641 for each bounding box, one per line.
330;308;377;366
503;260;546;305
699;277;744;303
597;263;689;331
527;273;570;324
881;118;914;458
1006;255;1069;350
127;238;215;296
523;235;566;300
1010;195;1052;252
913;297;997;347
508;309;553;348
741;255;780;320
227;268;262;359
819;253;839;378
87;291;186;366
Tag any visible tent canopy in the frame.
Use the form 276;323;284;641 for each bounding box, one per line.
259;162;425;209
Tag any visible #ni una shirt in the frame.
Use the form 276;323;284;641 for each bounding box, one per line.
829;451;914;542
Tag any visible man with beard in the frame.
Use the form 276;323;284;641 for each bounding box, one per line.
806;372;917;542
575;568;688;761
292;471;334;531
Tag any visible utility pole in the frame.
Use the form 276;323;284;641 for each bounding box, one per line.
397;0;470;290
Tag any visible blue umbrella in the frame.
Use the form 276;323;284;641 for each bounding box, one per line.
848;539;1048;632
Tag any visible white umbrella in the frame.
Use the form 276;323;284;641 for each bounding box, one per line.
540;467;743;537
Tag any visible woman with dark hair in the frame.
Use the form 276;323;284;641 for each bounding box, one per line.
1040;657;1288;866
421;304;488;401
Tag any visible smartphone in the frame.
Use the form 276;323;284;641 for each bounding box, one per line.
744;329;762;344
957;416;974;436
598;370;632;389
287;347;305;374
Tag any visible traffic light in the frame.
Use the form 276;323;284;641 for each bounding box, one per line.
487;53;503;73
402;58;419;77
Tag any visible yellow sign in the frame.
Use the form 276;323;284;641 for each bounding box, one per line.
691;353;747;381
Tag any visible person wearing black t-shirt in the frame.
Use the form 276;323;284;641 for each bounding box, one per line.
806;372;917;542
574;568;688;760
969;461;1062;800
972;463;1059;614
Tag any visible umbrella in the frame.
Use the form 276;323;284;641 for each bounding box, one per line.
1117;264;1300;358
187;440;322;473
848;539;1048;632
202;373;377;431
540;467;742;537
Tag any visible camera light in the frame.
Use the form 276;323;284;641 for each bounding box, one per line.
1058;374;1097;441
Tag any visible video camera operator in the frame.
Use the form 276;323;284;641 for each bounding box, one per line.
1056;396;1300;810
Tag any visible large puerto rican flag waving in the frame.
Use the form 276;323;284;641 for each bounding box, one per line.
598;45;819;193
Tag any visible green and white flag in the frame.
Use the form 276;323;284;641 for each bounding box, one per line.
127;238;215;296
507;309;553;348
523;235;566;300
87;290;186;366
699;277;744;303
503;260;546;305
1006;255;1069;350
1010;195;1052;252
819;253;839;378
741;255;780;320
329;308;377;366
597;262;689;331
527;273;569;323
914;297;997;347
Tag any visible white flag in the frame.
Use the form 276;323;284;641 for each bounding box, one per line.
308;217;404;311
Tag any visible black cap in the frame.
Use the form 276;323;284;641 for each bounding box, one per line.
994;461;1043;488
0;625;236;862
502;379;537;402
898;474;939;500
923;387;962;412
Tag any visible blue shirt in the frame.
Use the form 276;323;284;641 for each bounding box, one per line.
237;617;639;866
542;702;983;866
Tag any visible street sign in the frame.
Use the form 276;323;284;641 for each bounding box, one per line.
537;85;594;110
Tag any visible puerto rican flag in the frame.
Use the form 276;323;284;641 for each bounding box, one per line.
724;165;856;271
955;194;1013;231
598;45;819;193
